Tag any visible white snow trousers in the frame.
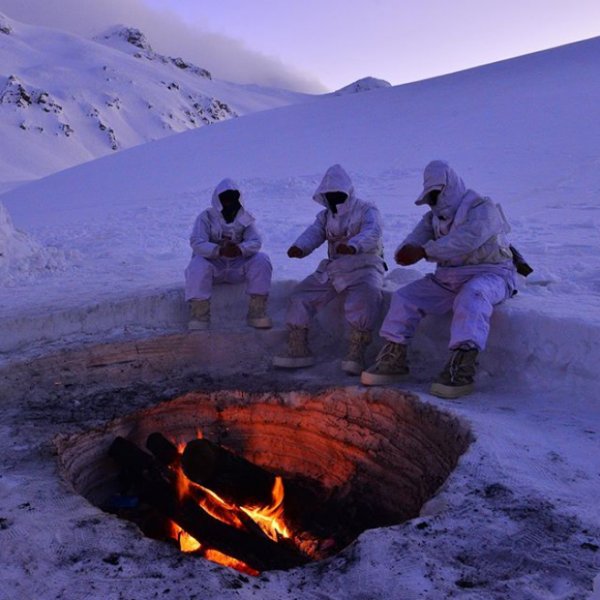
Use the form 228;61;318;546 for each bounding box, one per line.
184;252;272;301
286;273;382;332
380;266;515;351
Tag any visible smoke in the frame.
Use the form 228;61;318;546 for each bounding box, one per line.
0;0;326;93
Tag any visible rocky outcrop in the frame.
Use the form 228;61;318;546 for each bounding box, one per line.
97;26;212;79
0;76;63;113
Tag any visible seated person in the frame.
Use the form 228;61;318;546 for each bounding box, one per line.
361;160;517;398
184;178;272;330
273;164;385;374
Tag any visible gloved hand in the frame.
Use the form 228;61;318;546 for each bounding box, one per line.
336;243;356;255
220;242;242;258
395;244;425;265
287;245;305;258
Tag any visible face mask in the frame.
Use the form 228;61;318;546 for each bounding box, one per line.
219;190;241;223
425;189;441;207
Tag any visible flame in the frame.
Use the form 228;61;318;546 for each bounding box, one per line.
172;522;201;553
241;476;291;541
165;436;294;575
204;549;259;577
168;521;258;576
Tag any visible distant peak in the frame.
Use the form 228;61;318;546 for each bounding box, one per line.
95;25;152;51
94;24;212;79
333;77;392;95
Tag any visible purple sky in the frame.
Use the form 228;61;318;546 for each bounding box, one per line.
1;0;599;92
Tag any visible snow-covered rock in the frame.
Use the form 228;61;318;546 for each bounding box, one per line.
0;11;11;35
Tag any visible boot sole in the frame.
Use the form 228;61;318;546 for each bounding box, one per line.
341;360;363;375
272;355;315;369
429;382;474;399
247;317;273;329
360;371;409;386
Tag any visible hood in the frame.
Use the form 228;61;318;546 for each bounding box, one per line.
211;177;244;212
313;164;356;211
415;160;467;221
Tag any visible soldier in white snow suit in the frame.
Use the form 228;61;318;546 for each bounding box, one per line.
184;178;272;330
273;164;385;374
361;160;517;398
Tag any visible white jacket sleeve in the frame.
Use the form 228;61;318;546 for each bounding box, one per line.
347;205;382;253
423;201;505;262
239;223;262;257
294;211;327;255
190;213;219;258
400;214;435;249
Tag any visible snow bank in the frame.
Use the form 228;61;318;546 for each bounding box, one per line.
2;276;599;403
0;201;70;283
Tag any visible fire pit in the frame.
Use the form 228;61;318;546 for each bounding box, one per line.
56;386;471;574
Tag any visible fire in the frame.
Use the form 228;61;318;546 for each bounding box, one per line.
203;549;259;577
168;521;259;576
166;437;293;575
241;476;291;541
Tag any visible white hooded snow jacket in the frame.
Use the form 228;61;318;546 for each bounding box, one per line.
189;178;262;259
403;161;513;268
293;164;385;292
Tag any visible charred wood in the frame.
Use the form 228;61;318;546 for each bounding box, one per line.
146;432;180;467
180;438;276;507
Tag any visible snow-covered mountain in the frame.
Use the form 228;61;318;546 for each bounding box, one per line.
0;11;312;185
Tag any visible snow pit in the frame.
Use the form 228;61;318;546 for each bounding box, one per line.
56;386;472;574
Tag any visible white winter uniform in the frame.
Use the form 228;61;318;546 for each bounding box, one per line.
380;160;517;351
184;178;272;301
287;164;385;331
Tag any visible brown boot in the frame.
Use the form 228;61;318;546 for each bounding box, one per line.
272;326;315;368
430;347;478;399
188;299;210;331
360;341;409;385
247;294;272;329
341;328;372;375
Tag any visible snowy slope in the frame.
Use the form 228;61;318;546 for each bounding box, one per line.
1;34;600;600
0;11;311;185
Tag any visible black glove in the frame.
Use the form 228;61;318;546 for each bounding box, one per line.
220;242;242;258
395;244;425;265
336;243;356;255
287;245;304;258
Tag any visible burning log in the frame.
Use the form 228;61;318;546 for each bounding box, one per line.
180;438;276;507
145;432;278;543
109;436;308;572
146;432;180;467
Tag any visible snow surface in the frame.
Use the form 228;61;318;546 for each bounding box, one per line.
0;31;599;599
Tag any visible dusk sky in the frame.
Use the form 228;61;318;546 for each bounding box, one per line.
1;0;599;92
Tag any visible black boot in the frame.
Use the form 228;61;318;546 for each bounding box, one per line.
430;347;478;399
